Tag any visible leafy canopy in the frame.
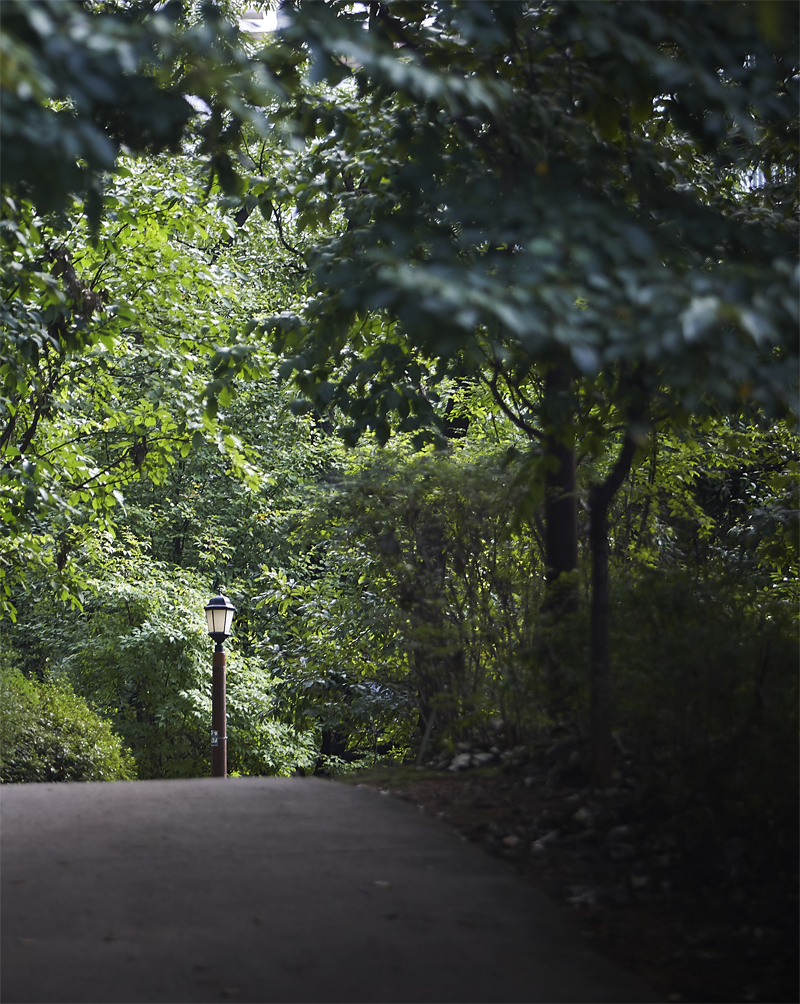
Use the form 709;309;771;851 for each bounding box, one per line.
247;0;797;446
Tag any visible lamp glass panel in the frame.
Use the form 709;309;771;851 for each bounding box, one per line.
214;606;229;635
205;607;216;634
223;607;234;635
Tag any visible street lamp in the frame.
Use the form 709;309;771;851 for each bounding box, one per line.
204;592;236;778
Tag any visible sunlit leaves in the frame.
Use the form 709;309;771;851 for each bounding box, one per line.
0;144;309;618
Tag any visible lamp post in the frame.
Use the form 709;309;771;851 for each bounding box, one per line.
204;592;236;778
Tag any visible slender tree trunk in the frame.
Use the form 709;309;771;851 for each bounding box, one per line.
544;435;578;598
415;710;437;766
588;483;613;786
588;429;639;787
542;367;579;615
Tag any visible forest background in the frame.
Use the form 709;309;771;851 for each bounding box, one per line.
0;0;797;924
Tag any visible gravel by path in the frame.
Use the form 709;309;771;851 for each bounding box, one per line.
1;776;661;1003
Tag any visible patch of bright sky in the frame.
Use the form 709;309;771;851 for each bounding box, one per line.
239;8;278;36
174;6;276;116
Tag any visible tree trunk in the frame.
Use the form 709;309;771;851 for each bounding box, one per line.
542;367;579;615
588;430;639;787
544;435;578;606
415;710;437;766
588;483;613;787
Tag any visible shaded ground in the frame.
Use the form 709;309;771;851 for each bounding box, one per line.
1;776;661;1004
340;764;798;1004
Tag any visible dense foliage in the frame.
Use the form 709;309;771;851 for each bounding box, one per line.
245;0;798;784
260;1;797;428
0;657;136;782
0;3;796;916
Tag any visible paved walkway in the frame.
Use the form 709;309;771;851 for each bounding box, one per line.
1;777;661;1003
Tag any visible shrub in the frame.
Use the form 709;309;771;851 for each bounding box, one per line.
610;569;798;883
0;664;136;783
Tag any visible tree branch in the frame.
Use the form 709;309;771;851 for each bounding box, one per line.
482;366;544;441
271;204;306;263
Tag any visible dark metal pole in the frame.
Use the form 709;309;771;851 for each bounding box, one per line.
211;642;227;778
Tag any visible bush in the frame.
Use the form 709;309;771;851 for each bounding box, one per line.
0;664;136;782
264;442;546;756
610;569;798;883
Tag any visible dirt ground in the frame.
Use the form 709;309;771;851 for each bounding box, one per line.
338;764;799;1004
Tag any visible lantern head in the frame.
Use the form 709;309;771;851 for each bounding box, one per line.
205;593;236;643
